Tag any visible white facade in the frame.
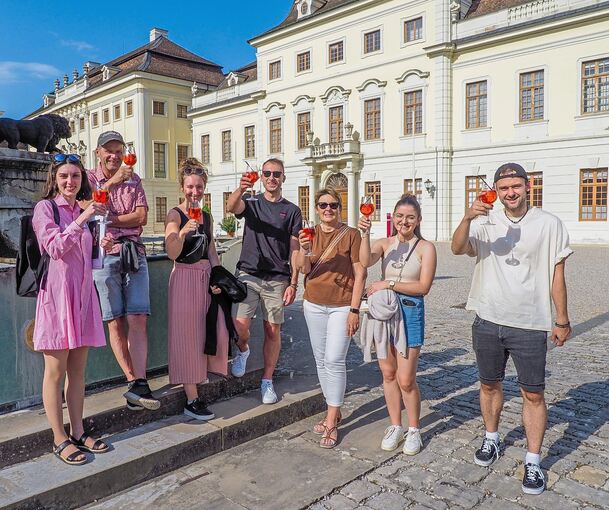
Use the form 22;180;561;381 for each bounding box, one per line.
191;0;609;243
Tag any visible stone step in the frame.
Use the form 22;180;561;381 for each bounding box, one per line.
0;367;264;470
0;374;325;510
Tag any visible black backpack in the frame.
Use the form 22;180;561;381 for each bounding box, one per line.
16;200;60;298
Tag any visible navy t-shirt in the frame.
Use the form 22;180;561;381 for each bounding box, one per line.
235;193;302;281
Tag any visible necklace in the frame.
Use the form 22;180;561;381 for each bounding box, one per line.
504;206;530;224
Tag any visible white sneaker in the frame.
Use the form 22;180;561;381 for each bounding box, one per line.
403;429;423;455
261;380;278;404
231;347;250;378
381;425;404;451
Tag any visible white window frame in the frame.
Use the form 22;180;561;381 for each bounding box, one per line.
463;76;491;131
361;26;383;58
401;14;425;48
295;48;313;76
152;99;167;117
514;65;548;125
268;58;283;83
326;37;346;68
152;141;169;180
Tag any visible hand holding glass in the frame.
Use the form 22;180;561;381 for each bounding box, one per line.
188;200;203;237
122;145;137;185
302;220;315;257
244;161;259;201
479;187;497;225
93;184;111;224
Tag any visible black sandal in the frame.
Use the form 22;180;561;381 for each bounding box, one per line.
53;439;87;465
70;433;110;454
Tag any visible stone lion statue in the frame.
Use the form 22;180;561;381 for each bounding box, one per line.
0;114;72;152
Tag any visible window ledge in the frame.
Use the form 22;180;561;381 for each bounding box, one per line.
399;133;426;140
514;119;548;127
461;127;491;133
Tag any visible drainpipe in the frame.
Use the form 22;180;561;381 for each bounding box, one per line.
435;146;439;242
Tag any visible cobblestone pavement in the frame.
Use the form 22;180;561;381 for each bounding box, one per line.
308;242;609;510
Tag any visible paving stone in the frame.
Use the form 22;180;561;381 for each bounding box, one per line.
323;494;358;510
339;480;381;503
479;472;522;502
406;490;449;510
519;490;581;510
363;491;410;509
570;465;609;488
394;469;438;491
473;497;527;510
429;482;484;509
365;472;404;492
552;478;609;508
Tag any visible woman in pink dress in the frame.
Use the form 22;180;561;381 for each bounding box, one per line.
165;158;229;420
32;154;114;465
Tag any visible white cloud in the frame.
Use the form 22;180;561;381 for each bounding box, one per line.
0;62;61;83
60;39;95;52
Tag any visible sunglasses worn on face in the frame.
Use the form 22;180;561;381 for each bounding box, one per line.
262;170;283;178
53;154;81;163
183;166;206;176
317;202;340;210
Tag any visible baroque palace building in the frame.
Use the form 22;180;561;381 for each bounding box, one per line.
191;0;609;243
26;28;225;234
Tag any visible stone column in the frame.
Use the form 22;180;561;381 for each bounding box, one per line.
345;160;357;227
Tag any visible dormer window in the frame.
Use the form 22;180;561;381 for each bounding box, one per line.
102;65;120;82
102;67;110;81
227;73;239;87
296;0;325;20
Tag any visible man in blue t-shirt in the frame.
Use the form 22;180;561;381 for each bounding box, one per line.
226;158;302;404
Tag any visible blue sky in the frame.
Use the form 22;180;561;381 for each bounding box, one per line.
0;0;291;118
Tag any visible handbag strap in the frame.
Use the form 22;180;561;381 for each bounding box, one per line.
397;237;421;282
308;224;350;279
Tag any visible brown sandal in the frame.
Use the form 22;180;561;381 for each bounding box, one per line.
320;425;338;449
70;434;110;454
53;439;87;465
313;412;342;435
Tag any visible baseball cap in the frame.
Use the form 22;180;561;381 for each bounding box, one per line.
493;163;528;183
97;131;125;147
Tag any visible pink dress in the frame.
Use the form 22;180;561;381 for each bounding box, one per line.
32;196;106;351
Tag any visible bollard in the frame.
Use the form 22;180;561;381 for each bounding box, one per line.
386;212;391;237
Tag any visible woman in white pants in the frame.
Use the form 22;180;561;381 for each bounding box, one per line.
296;188;366;448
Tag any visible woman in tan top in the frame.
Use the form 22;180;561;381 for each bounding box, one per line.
296;188;366;448
358;194;437;455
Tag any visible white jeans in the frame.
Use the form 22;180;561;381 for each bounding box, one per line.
303;300;351;407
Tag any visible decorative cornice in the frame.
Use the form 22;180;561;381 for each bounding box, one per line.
290;94;316;106
395;69;430;84
320;85;352;104
263;101;286;113
356;78;387;92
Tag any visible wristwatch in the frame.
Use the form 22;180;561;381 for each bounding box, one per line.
388;280;396;290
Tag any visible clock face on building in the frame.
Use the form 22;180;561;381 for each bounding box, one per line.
301;2;308;15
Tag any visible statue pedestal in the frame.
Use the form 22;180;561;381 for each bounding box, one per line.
0;149;51;258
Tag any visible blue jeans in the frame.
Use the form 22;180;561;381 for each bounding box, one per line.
397;294;425;347
93;254;150;321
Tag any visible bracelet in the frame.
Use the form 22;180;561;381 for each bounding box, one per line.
350;308;360;314
289;283;297;289
554;321;571;329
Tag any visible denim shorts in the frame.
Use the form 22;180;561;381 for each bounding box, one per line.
472;315;547;392
93;254;151;321
397;294;425;348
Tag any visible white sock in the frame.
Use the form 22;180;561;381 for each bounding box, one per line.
239;346;250;356
187;399;196;405
408;427;419;433
261;378;273;385
485;431;500;442
525;452;541;465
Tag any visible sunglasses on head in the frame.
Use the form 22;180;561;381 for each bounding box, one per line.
317;202;340;210
183;166;206;176
262;170;283;178
53;154;81;163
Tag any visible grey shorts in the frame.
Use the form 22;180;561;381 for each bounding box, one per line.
472;315;547;392
93;254;151;321
232;270;289;325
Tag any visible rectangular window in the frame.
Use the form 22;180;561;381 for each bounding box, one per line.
364;98;381;140
153;100;166;116
404;90;423;135
202;193;212;212
528;172;543;208
403;178;423;201
79;117;85;130
201;134;210;164
102;108;109;124
582;58;609;114
298;186;310;221
580;168;608;221
91;112;99;127
269;118;282;153
364;30;381;54
465;176;486;210
155;197;167;223
297;112;311;150
177;104;188;118
520;70;544;122
297;51;311;73
177;144;190;166
113;104;121;120
329;41;344;64
364;181;381;221
153;142;167;179
269;60;281;81
329;106;344;143
223;191;232;218
126;100;133;117
466;81;487;129
222;130;232;161
244;125;256;159
404;17;423;43
69;120;75;134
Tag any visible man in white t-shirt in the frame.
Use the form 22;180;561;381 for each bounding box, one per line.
451;163;572;496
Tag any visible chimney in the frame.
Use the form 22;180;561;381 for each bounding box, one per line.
150;28;168;42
